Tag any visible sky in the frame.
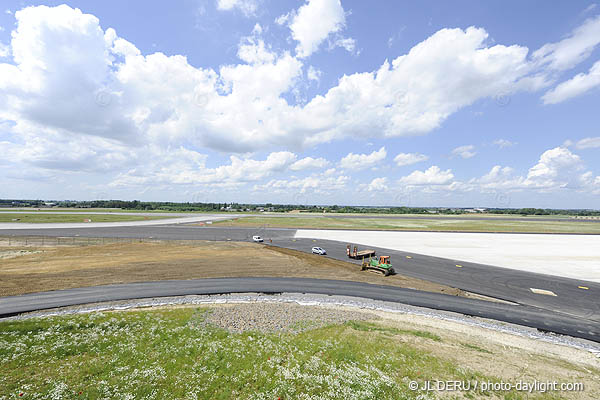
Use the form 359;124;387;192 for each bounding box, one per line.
0;1;600;208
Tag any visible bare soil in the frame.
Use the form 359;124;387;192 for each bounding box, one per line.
0;241;469;297
369;308;600;399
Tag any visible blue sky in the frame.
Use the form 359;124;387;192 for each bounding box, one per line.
1;1;599;208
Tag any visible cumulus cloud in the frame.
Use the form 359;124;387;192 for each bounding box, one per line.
111;151;297;187
364;177;388;192
2;4;600;199
216;0;259;16
396;146;600;197
393;152;428;167
398;166;454;185
339;147;387;170
0;4;565;165
524;147;587;189
256;172;349;194
473;165;524;190
542;60;600;104
451;145;477;159
285;0;351;58
237;25;276;64
289;156;330;171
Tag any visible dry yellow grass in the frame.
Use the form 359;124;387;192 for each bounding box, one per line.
0;241;467;298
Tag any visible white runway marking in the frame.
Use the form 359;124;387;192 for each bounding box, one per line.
530;288;557;296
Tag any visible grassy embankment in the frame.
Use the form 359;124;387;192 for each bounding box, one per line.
1;307;595;399
215;216;600;234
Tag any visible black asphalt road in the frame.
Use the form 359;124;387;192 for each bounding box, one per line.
271;237;600;323
0;277;598;342
1;224;599;341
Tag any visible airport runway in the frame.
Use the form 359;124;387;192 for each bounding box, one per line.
1;223;599;341
0;277;598;342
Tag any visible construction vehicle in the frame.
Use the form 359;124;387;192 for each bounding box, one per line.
361;255;395;276
346;244;376;259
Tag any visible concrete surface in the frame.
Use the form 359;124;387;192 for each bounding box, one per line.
295;230;600;283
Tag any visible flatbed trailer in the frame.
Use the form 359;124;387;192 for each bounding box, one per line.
346;244;376;259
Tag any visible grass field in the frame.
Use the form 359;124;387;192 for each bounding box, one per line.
0;208;248;214
1;306;596;399
216;216;600;234
0;213;172;223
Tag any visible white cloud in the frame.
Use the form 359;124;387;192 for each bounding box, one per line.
493;139;516;149
451;145;476;159
297;27;533;147
216;0;259;16
480;165;515;182
364;177;388;192
524;147;586;189
474;165;523;190
287;0;349;58
289;156;329;171
256;172;349;194
274;13;289;26
333;37;357;54
393;152;428;167
2;4;600;200
532;14;600;71
112;151;297;187
0;4;550;163
237;26;276;65
574;137;600;149
542;60;600;104
339;147;387;170
399;166;454;185
450;147;598;194
396;146;600;198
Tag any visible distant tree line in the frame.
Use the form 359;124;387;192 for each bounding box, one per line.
1;199;599;216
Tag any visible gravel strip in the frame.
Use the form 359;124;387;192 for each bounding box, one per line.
195;302;376;333
4;293;600;355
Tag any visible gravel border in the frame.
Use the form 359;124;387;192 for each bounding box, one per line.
4;292;600;357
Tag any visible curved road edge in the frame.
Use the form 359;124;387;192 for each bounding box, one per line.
0;277;598;343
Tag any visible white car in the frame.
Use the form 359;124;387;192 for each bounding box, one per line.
252;235;264;243
312;247;326;255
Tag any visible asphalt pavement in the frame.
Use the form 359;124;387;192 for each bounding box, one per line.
0;277;598;342
1;223;599;342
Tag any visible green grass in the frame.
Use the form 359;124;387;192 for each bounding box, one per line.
345;320;442;341
0;208;256;214
0;213;172;223
216;216;600;234
0;308;569;399
460;343;493;354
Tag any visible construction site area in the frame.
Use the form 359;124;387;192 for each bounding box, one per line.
0;238;467;298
